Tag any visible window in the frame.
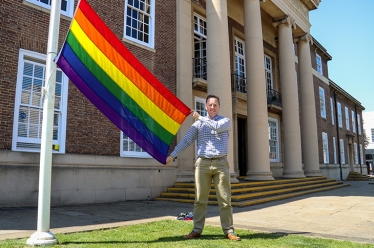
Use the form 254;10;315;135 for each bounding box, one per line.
330;98;334;125
268;118;279;162
322;132;329;164
195;97;207;117
352;111;356;133
316;54;323;74
234;37;246;93
26;0;74;17
337;102;342;127
372;129;374;142
120;132;151;158
333;137;337;164
354;143;358;164
264;55;273;90
340;139;345;164
345;107;350;130
357;114;361;134
319;87;326;118
360;144;363;165
193;14;207;80
124;0;155;48
12;49;68;152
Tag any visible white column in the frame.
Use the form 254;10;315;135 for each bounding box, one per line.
273;17;305;178
175;0;195;182
296;34;323;177
206;0;238;182
244;0;273;180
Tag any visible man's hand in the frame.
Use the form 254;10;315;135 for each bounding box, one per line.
165;156;173;164
192;111;201;120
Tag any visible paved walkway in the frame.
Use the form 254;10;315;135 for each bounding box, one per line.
1;180;373;244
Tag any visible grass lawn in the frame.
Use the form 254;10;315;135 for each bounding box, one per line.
1;219;372;247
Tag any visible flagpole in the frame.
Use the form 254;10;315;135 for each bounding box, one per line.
27;0;61;245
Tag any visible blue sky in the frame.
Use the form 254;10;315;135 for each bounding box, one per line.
309;0;373;112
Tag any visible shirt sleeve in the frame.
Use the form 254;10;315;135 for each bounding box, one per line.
199;116;230;134
170;122;199;158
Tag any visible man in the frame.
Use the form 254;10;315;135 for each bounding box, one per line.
166;94;240;241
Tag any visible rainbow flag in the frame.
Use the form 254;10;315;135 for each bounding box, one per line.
56;0;191;164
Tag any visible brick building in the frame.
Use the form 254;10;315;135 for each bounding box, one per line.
0;0;366;207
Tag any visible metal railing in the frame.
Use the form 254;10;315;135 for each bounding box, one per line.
231;73;247;93
192;57;207;80
267;89;282;107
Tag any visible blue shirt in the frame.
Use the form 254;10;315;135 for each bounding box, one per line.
170;114;230;158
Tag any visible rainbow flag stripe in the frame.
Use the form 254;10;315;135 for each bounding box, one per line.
56;0;190;164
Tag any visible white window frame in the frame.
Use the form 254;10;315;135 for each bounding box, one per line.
124;0;155;49
354;143;358;164
319;87;326;118
268;117;279;162
193;13;207;80
345;107;350;130
330;98;334;125
352;111;356;133
12;49;68;153
195;96;207;117
234;37;246;93
25;0;74;17
120;131;151;158
337;102;342;128
264;55;273;90
357;114;362;135
340;139;345;164
322;132;329;164
316;54;323;74
333;137;337;164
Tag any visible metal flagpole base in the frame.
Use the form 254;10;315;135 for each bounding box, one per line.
26;231;58;246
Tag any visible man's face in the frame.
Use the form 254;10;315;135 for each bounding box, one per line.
205;97;220;118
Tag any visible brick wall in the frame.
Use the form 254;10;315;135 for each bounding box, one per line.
0;0;177;155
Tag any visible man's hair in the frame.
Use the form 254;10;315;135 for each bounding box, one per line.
206;94;220;105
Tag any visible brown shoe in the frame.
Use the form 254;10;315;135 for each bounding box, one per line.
183;231;201;239
226;232;241;241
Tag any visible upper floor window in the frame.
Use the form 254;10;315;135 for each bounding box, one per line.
234;37;246;93
345;107;350;130
264;55;273;90
330;98;334;125
319;87;326;118
316;54;323;74
371;128;374;142
322;132;329;164
193;14;207;80
337;102;342;128
12;49;69;153
357;114;362;135
352;111;356;133
268;118;279;162
26;0;74;17
124;0;155;48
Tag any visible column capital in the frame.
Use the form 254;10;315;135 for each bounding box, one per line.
294;32;313;45
272;16;296;29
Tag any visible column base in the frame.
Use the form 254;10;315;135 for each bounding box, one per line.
26;231;58;246
230;172;239;183
175;171;195;183
304;169;323;177
282;170;306;178
245;171;274;181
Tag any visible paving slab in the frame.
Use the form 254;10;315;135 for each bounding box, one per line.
0;180;373;244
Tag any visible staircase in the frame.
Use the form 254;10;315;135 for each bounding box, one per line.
347;172;374;181
154;176;349;207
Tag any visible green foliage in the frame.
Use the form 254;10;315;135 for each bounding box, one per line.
1;220;372;247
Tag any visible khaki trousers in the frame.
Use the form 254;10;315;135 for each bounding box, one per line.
193;157;234;235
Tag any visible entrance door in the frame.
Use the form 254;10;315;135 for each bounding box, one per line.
237;117;247;177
